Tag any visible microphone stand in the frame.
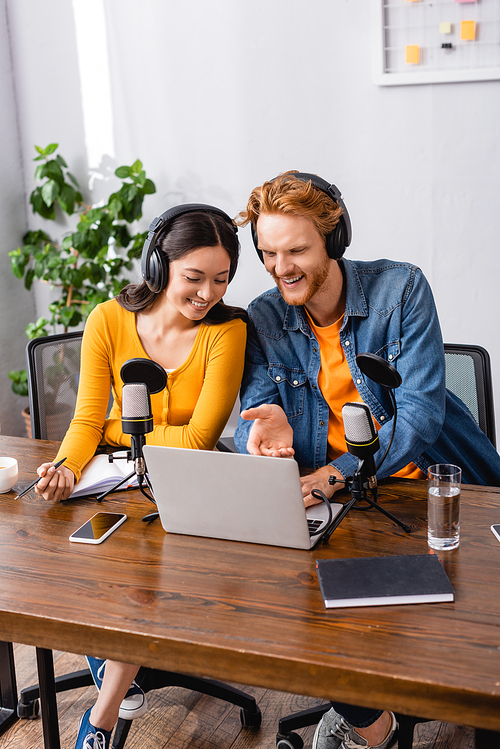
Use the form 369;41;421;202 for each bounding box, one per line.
321;464;412;544
321;382;412;543
95;441;156;504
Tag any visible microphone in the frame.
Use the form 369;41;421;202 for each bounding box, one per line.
119;358;167;484
342;402;380;489
121;383;154;479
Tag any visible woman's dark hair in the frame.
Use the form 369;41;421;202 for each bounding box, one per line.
117;210;247;324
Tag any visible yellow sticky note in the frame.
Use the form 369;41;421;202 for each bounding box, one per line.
439;22;452;34
461;20;476;40
405;45;420;64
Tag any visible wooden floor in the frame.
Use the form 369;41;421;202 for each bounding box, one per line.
1;644;475;749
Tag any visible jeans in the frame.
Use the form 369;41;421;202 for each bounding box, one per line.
332;702;383;728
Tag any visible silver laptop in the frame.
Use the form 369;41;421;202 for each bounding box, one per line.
143;445;343;549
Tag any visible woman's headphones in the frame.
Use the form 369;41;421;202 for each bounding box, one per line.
251;172;352;263
141;203;239;293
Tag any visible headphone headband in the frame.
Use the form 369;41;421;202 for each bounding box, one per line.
141;203;239;293
251;172;351;262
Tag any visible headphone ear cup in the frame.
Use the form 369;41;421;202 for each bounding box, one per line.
145;246;168;293
251;223;264;264
327;220;346;260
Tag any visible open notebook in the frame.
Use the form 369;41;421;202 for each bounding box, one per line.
143;445;343;549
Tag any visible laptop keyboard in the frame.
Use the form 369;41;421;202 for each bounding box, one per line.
308;518;323;535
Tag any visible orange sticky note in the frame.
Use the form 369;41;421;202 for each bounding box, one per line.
405;45;420;64
461;20;476;40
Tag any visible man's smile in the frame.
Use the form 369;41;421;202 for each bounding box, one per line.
279;274;305;286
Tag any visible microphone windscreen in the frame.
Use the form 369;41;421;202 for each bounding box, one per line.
122;383;152;419
342;402;377;445
120;358;167;394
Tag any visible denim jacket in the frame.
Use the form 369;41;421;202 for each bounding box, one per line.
235;259;500;486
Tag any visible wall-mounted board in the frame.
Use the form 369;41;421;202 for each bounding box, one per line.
374;0;500;85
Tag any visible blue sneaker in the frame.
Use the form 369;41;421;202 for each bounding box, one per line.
75;707;111;749
85;656;148;720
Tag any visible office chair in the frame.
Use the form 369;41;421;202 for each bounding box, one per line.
19;331;261;749
444;343;496;448
276;343;497;749
26;331;83;441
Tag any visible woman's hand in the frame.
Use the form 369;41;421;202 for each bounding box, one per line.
35;463;75;502
300;465;345;507
240;404;295;457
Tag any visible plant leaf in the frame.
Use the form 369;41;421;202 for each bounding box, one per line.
58;184;76;215
67;172;80;188
30;190;55;219
43;160;64;182
41;180;60;207
25;268;35;290
115;165;131;179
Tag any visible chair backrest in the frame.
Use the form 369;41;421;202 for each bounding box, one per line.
26;332;83;440
28;335;495;450
444;343;496;449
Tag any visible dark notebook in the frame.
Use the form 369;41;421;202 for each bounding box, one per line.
316;554;454;609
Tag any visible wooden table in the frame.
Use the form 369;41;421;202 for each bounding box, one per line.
2;435;500;746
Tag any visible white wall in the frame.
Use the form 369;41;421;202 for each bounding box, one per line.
3;0;500;440
0;0;36;436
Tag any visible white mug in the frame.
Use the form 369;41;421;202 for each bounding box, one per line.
0;457;18;493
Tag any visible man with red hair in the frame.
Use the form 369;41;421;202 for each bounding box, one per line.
234;170;500;749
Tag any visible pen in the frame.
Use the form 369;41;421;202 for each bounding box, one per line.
15;457;68;500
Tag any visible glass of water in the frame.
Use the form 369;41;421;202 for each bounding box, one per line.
427;464;461;550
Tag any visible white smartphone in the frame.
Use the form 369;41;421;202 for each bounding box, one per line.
490;524;500;543
69;512;127;544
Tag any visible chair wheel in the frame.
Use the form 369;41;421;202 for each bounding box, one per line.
18;698;40;719
276;731;304;749
240;706;262;728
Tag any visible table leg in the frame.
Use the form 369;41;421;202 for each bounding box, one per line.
0;641;17;734
36;648;60;749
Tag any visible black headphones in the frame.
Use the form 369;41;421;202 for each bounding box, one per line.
251;172;352;263
141;203;239;293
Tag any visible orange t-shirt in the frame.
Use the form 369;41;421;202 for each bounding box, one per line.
307;312;425;480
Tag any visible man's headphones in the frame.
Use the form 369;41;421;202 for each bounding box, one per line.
251;172;352;263
141;203;239;293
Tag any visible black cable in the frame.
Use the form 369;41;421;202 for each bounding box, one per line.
375;389;398;473
309;489;340;546
139;474;159;522
137;473;156;505
139;482;156;505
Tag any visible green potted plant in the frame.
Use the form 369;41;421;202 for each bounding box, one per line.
8;143;156;436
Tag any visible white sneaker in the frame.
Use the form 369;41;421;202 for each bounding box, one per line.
85;657;148;720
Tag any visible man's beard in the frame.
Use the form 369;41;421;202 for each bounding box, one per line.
272;260;330;306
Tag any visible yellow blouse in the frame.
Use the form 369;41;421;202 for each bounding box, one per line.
55;299;246;482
